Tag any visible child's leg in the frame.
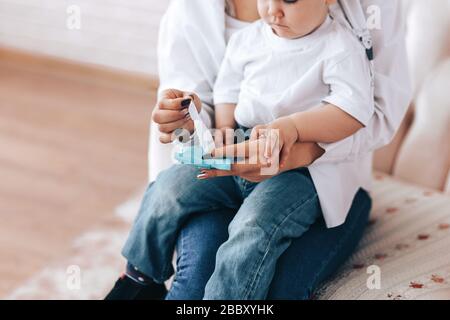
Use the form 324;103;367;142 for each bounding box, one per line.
203;168;321;300
122;164;242;284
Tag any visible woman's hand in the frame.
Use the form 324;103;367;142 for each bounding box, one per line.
198;139;276;182
250;116;299;169
152;89;202;143
197;139;324;183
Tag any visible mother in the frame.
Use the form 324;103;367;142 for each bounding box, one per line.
120;0;411;300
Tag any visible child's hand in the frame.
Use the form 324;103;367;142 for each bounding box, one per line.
250;117;299;169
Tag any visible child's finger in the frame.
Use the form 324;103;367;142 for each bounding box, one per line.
213;129;224;147
209;140;253;159
250;125;267;141
250;128;259;141
280;147;290;168
225;129;235;146
264;130;279;160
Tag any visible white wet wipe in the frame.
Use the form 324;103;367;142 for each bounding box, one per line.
188;101;216;155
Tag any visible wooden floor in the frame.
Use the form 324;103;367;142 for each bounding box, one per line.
0;51;156;297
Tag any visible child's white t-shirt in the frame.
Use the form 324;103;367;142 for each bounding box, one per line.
214;16;375;228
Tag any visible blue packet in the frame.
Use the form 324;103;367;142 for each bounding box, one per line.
174;145;232;171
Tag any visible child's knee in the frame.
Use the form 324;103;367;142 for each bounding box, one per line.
154;165;199;197
157;165;197;185
227;214;268;244
229;203;278;238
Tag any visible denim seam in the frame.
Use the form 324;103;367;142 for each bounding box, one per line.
166;228;185;299
159;222;187;283
177;226;186;279
243;192;319;299
307;196;371;299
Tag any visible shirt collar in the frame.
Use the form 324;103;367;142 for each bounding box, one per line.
263;15;334;51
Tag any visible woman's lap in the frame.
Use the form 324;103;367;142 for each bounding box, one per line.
267;188;372;299
166;188;372;300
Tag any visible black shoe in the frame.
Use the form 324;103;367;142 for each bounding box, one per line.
105;275;167;300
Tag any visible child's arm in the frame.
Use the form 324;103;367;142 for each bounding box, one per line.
213;31;247;145
215;103;237;145
257;49;374;167
255;104;365;167
289;103;365;144
215;103;237;130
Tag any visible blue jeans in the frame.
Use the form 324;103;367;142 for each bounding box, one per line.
122;164;322;299
165;188;371;300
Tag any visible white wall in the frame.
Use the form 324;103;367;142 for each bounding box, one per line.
0;0;169;75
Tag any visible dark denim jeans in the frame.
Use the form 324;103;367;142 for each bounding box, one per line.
122;164;322;299
165;187;371;300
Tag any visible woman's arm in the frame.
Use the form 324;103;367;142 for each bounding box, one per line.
157;0;228;131
149;0;227;180
280;142;325;172
203;140;325;182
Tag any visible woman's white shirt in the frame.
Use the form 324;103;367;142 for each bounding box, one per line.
150;0;230;183
225;14;249;42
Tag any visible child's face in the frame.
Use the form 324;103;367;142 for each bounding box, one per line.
257;0;336;39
